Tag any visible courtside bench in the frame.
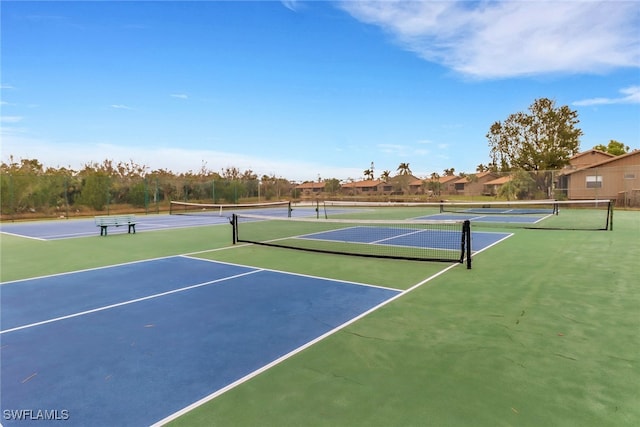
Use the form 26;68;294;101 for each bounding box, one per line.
95;214;136;236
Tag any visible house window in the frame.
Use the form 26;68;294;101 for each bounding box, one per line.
586;175;602;188
624;173;636;179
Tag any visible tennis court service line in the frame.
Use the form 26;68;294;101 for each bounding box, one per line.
0;269;263;335
181;254;403;293
370;228;427;245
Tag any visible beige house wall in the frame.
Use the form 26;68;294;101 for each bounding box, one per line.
568;165;640;200
565;154;640;201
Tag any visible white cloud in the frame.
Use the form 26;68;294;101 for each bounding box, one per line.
281;1;299;12
0;116;23;123
110;104;133;110
378;143;406;152
339;0;640;79
573;85;640;106
170;93;188;99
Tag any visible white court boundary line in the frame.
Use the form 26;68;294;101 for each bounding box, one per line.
0;231;47;241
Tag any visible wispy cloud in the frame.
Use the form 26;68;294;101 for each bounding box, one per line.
339;1;640;79
0;116;24;123
281;1;299;12
377;143;408;156
377;142;430;157
170;93;188;99
110;104;133;110
573;86;640;106
1;84;16;90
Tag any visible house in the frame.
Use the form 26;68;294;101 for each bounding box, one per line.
483;175;511;196
387;174;421;195
452;172;500;196
568;149;615;169
341;179;385;195
295;181;325;197
557;150;640;205
438;175;459;195
408;178;426;194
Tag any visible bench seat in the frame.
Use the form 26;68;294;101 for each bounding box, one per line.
95;214;136;236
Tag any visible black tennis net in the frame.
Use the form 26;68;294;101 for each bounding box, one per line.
170;200;292;217
322;199;613;231
231;213;472;268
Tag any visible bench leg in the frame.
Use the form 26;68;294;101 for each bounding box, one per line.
128;224;136;234
100;226;107;236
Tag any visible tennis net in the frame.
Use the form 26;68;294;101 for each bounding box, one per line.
322;199;613;231
231;213;472;268
438;199;613;230
170;200;292;217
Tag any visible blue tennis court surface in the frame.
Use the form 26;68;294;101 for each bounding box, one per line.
0;207;318;241
0;214;228;240
1;256;400;426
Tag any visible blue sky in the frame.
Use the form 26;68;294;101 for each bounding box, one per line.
2;0;639;182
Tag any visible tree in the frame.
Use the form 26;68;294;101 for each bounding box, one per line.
363;168;374;180
443;168;455;176
487;98;582;172
428;172;442;196
498;169;537;200
380;170;391;182
324;178;341;194
396;163;412;175
395;163;412;194
487;98;582;196
594;140;629;156
78;171;110;211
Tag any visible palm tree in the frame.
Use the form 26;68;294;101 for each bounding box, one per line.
397;162;412;176
363;169;374;180
380;170;391;182
428;172;443;196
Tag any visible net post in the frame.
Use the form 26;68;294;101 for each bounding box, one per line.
231;214;238;244
288;201;292;218
607;200;614;231
464;220;472;269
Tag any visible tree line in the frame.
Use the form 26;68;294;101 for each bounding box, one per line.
0;158;292;217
